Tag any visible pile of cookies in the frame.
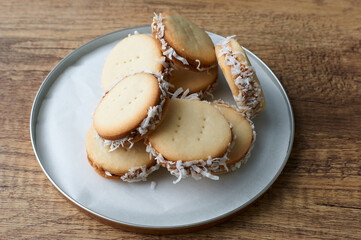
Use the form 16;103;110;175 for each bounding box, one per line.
86;12;265;184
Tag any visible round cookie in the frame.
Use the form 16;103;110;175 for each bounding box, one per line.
215;36;266;118
147;99;233;183
213;102;255;173
168;64;218;96
94;72;169;149
152;12;217;71
86;125;159;182
101;34;165;91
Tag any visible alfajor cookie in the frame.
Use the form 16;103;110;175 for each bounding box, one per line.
168;63;218;97
101;34;167;91
86;125;159;182
94;72;170;150
152;12;217;71
146;99;233;183
216;36;266;118
213;101;255;173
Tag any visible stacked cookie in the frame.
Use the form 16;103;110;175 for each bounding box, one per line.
86;12;265;183
152;13;218;97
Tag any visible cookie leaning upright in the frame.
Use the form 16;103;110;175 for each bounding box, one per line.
147;99;233;183
151;12;217;71
216;36;266;117
86;125;159;182
94;72;170;150
101;34;166;91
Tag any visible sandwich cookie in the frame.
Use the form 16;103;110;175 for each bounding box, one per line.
152;12;217;71
213;101;255;173
94;72;170;151
101;34;167;91
215;36;266;118
86;125;159;182
168;63;218;97
146;99;233;183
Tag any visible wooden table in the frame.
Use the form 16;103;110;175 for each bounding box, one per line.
1;0;360;238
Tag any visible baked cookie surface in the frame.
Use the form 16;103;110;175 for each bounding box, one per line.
101;34;164;91
152;13;216;70
86;125;158;182
214;102;255;172
168;64;218;95
94;73;161;140
148;99;232;161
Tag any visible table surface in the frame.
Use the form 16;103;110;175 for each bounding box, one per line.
1;0;360;239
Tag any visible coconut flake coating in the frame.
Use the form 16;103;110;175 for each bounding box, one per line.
99;163;160;183
145;118;235;184
217;36;265;118
146;140;232;184
152;13;216;71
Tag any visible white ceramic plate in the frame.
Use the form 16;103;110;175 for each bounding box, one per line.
30;25;294;232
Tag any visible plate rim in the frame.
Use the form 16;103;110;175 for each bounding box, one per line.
30;25;294;232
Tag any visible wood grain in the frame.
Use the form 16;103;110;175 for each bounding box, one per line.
1;0;360;239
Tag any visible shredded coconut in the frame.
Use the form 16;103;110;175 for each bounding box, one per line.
145;111;235;184
155;56;170;69
197;77;219;99
120;164;160;183
217;35;265;118
195;59;218;72
168;61;218;99
96;71;171;151
95;131;134;152
152;13;217;71
152;13;191;66
170;88;200;100
150;181;157;190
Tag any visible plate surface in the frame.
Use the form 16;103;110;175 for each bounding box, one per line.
30;25;294;231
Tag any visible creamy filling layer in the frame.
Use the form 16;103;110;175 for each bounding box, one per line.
104;164;160;183
217;35;264;118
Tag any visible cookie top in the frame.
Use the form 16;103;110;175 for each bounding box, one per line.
215;103;254;169
168;64;218;95
101;34;164;91
216;36;266;117
152;12;216;70
94;73;160;140
148;99;232;161
86;125;158;181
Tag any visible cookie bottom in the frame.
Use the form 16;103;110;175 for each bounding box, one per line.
88;156;159;182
